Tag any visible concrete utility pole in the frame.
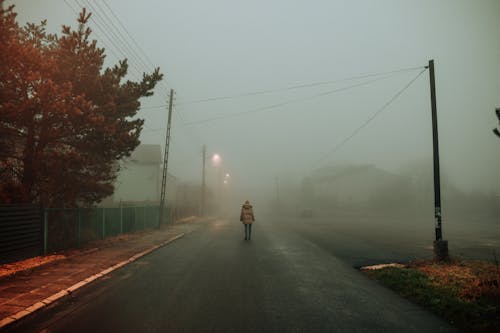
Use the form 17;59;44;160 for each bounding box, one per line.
201;145;206;216
159;89;174;226
427;59;448;261
275;176;280;207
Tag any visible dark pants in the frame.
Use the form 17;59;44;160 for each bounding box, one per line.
244;223;252;240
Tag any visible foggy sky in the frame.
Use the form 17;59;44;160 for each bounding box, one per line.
8;0;500;197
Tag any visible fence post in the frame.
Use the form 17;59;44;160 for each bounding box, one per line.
102;208;106;239
43;209;48;255
120;203;123;234
158;206;161;228
77;208;81;248
134;206;137;231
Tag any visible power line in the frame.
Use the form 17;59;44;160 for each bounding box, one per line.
183;73;401;126
70;1;187;127
311;68;427;169
84;0;151;75
63;0;124;67
102;0;159;75
100;0;189;124
74;1;168;92
137;65;424;111
140;104;168;110
177;66;425;106
66;0;200;154
72;0;143;80
92;0;175;109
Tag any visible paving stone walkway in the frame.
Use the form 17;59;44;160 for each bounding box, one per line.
0;219;203;329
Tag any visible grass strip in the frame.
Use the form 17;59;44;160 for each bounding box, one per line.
364;263;499;332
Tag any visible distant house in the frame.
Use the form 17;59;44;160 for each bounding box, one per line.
111;144;177;205
311;164;412;209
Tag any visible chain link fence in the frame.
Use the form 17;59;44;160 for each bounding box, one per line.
43;206;173;254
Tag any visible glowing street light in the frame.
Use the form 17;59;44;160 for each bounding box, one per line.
212;153;221;166
223;172;230;185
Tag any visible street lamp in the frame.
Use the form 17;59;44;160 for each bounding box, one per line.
212;153;221;166
201;148;222;216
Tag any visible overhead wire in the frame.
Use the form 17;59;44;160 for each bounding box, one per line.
60;1;430;170
135;65;425;111
101;0;160;78
63;0;220;168
65;0;195;145
82;0;151;77
177;66;425;106
71;0;144;80
311;68;428;170
63;0;124;68
74;1;172;108
100;0;190;124
72;0;192;141
93;1;153;74
183;72;405;126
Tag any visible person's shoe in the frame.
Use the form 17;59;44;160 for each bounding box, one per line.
244;237;247;240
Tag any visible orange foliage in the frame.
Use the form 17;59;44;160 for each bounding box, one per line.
0;2;163;207
411;260;500;302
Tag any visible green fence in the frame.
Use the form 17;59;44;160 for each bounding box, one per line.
43;206;173;254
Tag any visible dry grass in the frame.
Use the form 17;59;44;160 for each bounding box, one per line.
365;258;500;332
410;259;500;302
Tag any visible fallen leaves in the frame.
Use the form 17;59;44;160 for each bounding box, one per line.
0;254;66;279
410;260;500;302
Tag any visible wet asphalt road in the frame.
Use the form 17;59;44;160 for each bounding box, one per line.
10;216;460;333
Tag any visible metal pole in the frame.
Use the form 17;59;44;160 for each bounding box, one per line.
201;144;206;216
120;202;123;234
43;209;48;255
276;176;280;205
77;208;81;248
428;59;442;241
102;208;106;239
428;59;448;261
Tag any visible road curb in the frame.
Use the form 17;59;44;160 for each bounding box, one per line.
0;233;185;330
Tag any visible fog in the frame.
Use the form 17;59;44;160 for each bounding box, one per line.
10;0;500;222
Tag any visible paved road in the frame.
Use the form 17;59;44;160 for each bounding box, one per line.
10;217;458;332
284;213;499;266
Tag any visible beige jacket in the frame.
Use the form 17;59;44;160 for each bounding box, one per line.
240;204;255;224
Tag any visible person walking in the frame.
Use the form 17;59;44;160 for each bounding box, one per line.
240;200;255;240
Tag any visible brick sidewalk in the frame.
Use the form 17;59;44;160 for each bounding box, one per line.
0;219;204;329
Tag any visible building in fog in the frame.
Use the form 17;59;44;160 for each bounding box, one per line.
311;164;413;211
112;144;177;205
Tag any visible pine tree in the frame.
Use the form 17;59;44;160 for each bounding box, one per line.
0;3;163;207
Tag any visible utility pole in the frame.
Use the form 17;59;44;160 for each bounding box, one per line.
275;176;280;208
428;59;448;261
159;89;174;226
201;145;206;216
